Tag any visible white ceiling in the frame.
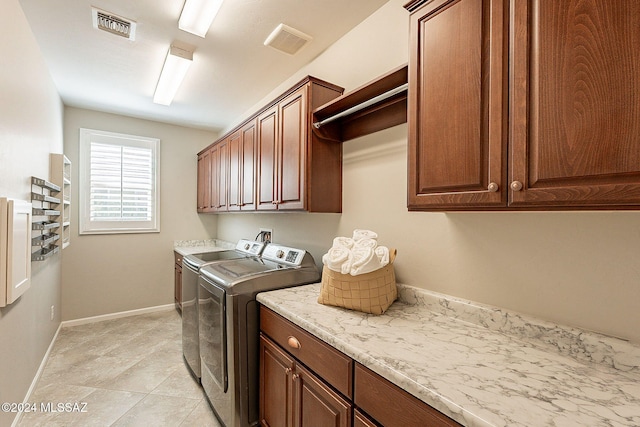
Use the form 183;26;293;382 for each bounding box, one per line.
18;0;390;132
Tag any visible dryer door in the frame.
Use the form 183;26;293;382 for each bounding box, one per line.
198;276;227;393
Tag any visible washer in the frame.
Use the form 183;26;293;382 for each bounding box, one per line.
181;239;265;380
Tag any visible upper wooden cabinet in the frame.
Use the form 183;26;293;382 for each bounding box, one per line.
406;0;640;210
257;105;279;211
228;130;243;211
406;0;507;210
258;87;308;211
509;0;640;208
240;119;257;211
198;76;343;213
197;149;211;212
215;139;229;211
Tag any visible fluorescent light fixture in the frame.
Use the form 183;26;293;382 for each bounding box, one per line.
179;0;224;38
153;45;193;106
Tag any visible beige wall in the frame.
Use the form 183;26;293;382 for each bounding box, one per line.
216;0;640;343
62;108;218;320
0;0;64;425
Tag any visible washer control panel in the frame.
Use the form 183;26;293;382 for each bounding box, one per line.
235;239;266;255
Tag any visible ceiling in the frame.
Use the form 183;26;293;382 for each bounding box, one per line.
18;0;390;132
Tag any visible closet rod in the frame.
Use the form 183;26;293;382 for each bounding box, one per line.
313;83;409;129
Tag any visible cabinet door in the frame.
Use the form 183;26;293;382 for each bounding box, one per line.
407;0;507;209
215;140;229;211
294;364;351;427
241;119;257;211
197;150;212;212
260;335;294;427
510;0;640;208
228;131;242;211
354;409;378;427
278;88;307;210
174;263;182;311
257;106;279;210
209;146;219;211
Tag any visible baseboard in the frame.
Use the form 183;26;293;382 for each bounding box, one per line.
11;322;63;427
61;303;175;327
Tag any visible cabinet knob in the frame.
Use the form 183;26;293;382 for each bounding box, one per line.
287;336;301;349
271;200;279;205
292;373;300;380
510;181;523;191
487;182;499;192
285;368;292;374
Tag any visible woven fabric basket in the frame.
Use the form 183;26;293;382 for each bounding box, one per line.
317;249;397;315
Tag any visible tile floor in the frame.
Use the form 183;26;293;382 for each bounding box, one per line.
18;309;221;427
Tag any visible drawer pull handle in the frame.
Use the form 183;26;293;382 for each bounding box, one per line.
287;336;301;349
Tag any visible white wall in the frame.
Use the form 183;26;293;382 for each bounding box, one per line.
62;108;218;320
215;0;640;343
0;0;64;425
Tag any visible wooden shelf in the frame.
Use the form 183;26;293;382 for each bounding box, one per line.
50;154;71;249
312;64;408;142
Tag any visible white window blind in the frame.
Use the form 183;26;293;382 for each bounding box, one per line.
79;129;160;234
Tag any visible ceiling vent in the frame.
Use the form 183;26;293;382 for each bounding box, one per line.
264;24;312;55
92;7;137;40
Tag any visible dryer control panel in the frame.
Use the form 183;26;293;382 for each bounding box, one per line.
262;244;306;266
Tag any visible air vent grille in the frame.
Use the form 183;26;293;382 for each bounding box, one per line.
92;8;137;40
264;24;312;55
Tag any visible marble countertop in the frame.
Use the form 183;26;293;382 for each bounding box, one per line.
173;239;235;256
257;283;640;427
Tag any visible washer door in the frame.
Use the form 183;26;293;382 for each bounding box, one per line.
198;276;227;393
181;263;201;379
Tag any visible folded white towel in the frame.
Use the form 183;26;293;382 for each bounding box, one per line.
352;229;378;242
350;246;382;276
355;238;377;249
332;236;354;249
322;246;352;273
375;246;390;266
340;256;353;275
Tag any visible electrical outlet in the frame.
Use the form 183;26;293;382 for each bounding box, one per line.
50;305;55;321
259;228;273;243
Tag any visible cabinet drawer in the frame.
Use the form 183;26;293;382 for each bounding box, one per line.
260;306;353;397
174;251;183;265
355;363;461;427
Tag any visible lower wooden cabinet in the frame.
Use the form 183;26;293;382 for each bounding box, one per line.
355;364;461;427
259;306;461;427
260;335;293;427
260;335;351;427
173;251;182;313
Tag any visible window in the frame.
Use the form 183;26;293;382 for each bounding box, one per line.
79;128;160;234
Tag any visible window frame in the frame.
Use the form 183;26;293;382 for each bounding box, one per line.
79;128;160;235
